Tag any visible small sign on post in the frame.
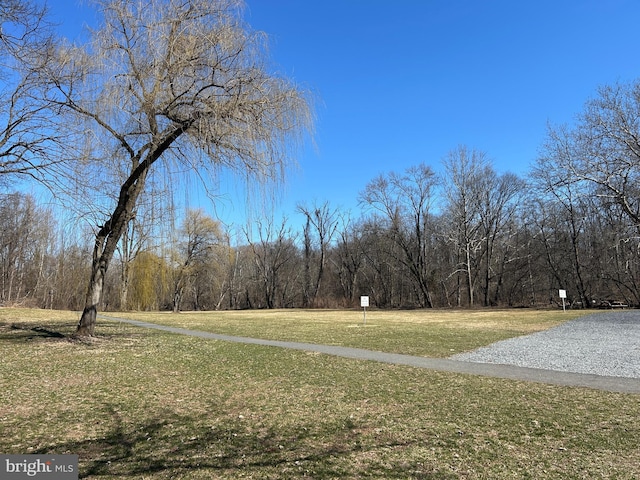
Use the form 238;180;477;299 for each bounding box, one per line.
559;289;567;312
360;296;369;325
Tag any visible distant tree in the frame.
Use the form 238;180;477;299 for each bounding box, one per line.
34;0;313;334
128;250;169;311
171;209;224;312
245;216;299;309
297;201;339;307
442;146;524;306
190;231;235;310
356;218;395;307
116;216;147;310
594;201;640;305
442;146;487;306
360;163;439;308
535;80;640;305
542;80;640;229
0;192;54;305
476;170;524;306
333;214;365;306
532;148;594;306
116;181;173;310
52;241;92;310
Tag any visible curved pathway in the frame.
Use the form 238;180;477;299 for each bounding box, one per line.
98;314;640;394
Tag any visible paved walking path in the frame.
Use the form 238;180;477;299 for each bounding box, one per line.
99;314;640;394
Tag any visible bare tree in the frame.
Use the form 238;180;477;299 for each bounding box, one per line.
0;192;53;305
532;142;594;306
0;0;65;186
360;163;439;308
442;146;486;306
297;201;339;307
115;177;174;309
333;214;365;306
245;216;299;309
443;146;525;306
544;80;640;228
0;0;47;57
476;171;524;306
191;230;235;310
171;209;224;312
34;0;312;334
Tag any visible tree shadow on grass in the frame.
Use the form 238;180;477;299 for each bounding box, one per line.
0;321;74;342
0;320;150;345
32;406;455;479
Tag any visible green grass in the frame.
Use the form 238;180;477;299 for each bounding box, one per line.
1;308;638;479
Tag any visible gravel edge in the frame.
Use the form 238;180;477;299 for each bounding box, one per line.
450;310;640;379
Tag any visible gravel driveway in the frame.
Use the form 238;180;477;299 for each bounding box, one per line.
451;310;640;379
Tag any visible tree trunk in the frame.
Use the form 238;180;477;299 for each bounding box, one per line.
120;261;130;310
466;244;474;306
173;289;181;313
76;166;149;335
302;217;311;307
119;223;132;310
76;265;105;336
173;268;187;313
483;238;491;307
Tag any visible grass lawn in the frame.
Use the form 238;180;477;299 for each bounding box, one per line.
108;308;591;357
1;308;638;479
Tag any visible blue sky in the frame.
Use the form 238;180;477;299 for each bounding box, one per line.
49;0;640;230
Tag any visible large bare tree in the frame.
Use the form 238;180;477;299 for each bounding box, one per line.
442;146;487;306
36;0;312;335
360;163;439;308
542;80;640;228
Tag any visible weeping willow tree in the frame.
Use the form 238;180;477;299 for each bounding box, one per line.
128;251;169;311
35;0;313;335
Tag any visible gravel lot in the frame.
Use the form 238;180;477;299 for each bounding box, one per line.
451;310;640;379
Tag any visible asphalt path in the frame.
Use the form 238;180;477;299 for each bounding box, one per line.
98;314;640;394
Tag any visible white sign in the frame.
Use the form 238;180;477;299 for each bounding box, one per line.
360;296;370;307
559;289;567;299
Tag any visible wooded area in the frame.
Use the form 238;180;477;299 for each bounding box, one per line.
1;1;640;316
3;139;640;312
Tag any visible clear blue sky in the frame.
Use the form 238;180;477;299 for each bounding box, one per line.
49;0;640;230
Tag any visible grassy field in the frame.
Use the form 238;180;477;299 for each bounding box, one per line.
1;308;638;479
108;308;590;357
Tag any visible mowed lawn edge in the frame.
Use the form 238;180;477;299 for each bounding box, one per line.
2;308;638;479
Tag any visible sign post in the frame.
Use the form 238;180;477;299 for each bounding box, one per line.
360;296;369;325
559;289;567;312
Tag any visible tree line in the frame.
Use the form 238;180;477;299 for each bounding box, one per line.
4;137;640;311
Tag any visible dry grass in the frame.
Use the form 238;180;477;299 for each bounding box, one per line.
110;308;591;357
1;307;638;479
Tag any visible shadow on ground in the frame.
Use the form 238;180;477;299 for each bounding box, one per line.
32;407;452;479
0;320;148;345
0;321;74;342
